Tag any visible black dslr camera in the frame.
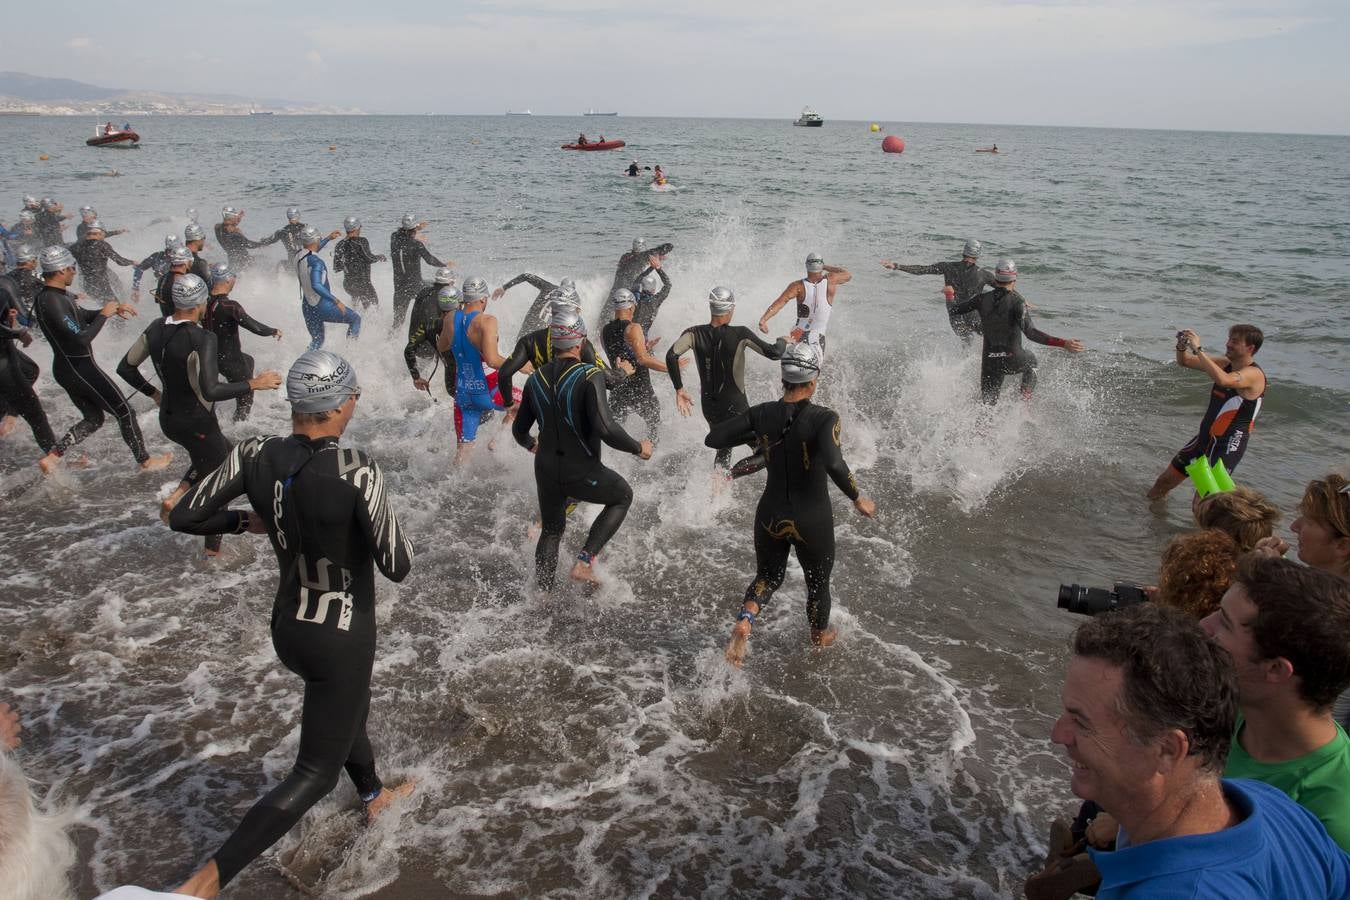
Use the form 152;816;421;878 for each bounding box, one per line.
1057;583;1150;616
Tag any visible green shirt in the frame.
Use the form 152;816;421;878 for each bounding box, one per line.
1226;714;1350;852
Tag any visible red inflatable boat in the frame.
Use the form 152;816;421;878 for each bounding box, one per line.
87;129;140;148
561;139;625;151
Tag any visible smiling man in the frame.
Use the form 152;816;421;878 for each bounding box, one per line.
1051;604;1350;898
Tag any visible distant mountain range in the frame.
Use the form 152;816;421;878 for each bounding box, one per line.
0;71;358;114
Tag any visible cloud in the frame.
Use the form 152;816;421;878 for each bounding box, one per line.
66;37;91;50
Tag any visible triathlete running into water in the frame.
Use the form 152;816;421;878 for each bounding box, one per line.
132;234;182;306
0;269;62;472
168;350;415;898
184;223;212;285
438;276;514;463
881;238;996;343
630;262;671;332
204;263;283;422
116;274;283;554
1146;323;1267;502
497;287;627;411
757;253;850;361
667;286;786;473
31;246;172;471
511;308;653;589
706;343;876;666
294;227;360;351
601;288;683;443
606;237;673;316
944;259;1084;404
406;266;457;362
68;220;137;302
333;216;388;310
491;272;566;343
75;206;126;242
405;285;460;400
213;207;271;275
154;245;195;317
390;214;448;329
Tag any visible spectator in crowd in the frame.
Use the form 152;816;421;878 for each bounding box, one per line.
1154;529;1239;618
1047;604;1350;898
1201;553;1350;850
1193;486;1281;552
1254;473;1350;578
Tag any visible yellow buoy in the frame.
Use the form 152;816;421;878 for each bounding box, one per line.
869;123;880;133
39;154;49;160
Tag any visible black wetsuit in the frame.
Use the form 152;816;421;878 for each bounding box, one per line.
168;434;414;888
190;251;211;285
214;222;270;273
333;236;384;309
512;357;644;589
947;287;1066;404
667;323;785;469
706;399;861;631
606;242;673;309
1168;362;1265;475
602;261;673;330
496;327;615;410
404;284;443;360
35;210;65;246
32;284;151;463
890;260;995;340
403;310;456;399
601;318;660;442
268;222;305;258
389;228;444;328
133;251;171;298
0;281;57;455
154;270;184;317
117;319;251;553
6;267;41;324
498;273;558;343
68;238;136;302
204;293;278;422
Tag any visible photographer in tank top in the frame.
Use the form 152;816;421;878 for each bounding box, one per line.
1147;324;1267;502
757;253;849;361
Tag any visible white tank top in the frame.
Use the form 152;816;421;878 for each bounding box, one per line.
795;277;831;343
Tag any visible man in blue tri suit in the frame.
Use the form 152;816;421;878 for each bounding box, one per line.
438;276;512;463
294;226;359;351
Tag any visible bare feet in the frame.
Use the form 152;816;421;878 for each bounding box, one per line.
174;859;220;898
0;415;15;437
141;452;174;472
725;618;751;667
364;780;417;825
810;627;838;648
569;559;601;585
38;451;62;475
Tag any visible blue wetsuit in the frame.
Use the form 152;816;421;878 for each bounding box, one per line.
295;239;360;350
451;309;502;443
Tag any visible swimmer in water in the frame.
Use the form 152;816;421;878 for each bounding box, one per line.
667;286;786;474
31;246;173;472
116;274;283;554
882;238;995;343
945;259;1084;404
651;165;667;186
706;342;876;666
626;160;641;177
512;307;653;589
203;262;283;422
438;277;514;463
758;253;850;362
168;350;416;897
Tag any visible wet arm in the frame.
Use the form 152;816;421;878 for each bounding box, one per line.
586;370;643;454
308;258;338;303
666;330;694;390
760;283;798;324
404;322;428;378
501;273;553;293
353;458;415;582
947;294;982;316
744;333;787;359
236;308;278;337
889;263;941;275
170;441;255;535
417;242;445;268
115;332;157;397
1020;311;1066;348
820;412;862;501
107;245;137;267
705;410;756;449
496;337;531;408
195;333;252;401
629;323;667;373
512;388;538;450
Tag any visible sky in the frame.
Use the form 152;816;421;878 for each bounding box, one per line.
4;0;1349;134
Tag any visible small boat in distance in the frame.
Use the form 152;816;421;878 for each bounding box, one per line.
249;106;274;116
86;122;139;148
793;107;823;127
584;109;618;116
506;109;533;116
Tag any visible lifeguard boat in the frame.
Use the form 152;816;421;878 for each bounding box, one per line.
86;123;140;148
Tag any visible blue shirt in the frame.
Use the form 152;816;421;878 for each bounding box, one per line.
1089;779;1350;899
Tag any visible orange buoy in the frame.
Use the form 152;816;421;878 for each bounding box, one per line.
328;145;336;151
881;135;905;154
39;154;49;160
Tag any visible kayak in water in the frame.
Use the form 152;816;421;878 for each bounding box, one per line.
562;139;626;151
976;145;1000;154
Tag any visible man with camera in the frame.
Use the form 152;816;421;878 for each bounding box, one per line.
1200;554;1350;850
1049;604;1350;898
1147;324;1266;501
